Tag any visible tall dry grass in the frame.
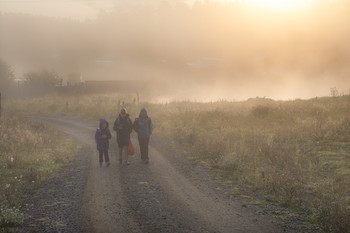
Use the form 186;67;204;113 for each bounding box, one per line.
0;115;76;229
5;94;350;232
160;97;350;232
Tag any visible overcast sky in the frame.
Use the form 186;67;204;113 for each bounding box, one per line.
0;0;193;20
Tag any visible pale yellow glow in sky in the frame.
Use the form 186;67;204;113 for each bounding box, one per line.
244;0;312;11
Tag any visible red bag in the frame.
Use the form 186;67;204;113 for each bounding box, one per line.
128;141;135;156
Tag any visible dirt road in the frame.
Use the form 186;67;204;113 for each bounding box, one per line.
26;116;291;233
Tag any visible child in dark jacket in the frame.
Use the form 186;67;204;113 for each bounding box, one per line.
95;118;112;167
133;108;154;163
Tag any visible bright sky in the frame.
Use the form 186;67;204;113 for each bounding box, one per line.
245;0;313;11
0;0;197;20
0;0;327;20
0;0;117;20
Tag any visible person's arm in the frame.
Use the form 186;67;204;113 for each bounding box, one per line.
149;118;154;135
127;118;133;134
107;129;112;140
133;119;139;133
113;118;119;132
95;129;101;143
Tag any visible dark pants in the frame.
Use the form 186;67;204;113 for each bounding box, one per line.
138;137;150;161
99;150;110;163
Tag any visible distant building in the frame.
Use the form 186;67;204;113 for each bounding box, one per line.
14;78;26;87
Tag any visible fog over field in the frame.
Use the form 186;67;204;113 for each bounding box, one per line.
1;2;350;232
1;0;350;100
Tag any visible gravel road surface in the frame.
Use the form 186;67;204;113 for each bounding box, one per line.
22;116;295;233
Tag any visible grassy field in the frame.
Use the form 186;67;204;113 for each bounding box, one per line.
4;94;350;232
0;115;76;231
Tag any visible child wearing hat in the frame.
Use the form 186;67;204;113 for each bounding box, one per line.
95;118;112;167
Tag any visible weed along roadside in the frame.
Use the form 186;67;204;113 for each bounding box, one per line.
0;115;77;232
4;94;350;232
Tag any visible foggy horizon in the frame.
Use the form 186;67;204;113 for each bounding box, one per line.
1;0;349;101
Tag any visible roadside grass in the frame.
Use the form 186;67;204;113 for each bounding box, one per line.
5;94;350;232
0;115;76;231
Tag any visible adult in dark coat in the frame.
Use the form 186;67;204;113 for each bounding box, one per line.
113;108;133;164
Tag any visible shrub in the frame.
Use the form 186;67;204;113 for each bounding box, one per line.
251;105;272;118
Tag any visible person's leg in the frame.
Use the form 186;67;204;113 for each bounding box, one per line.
138;138;143;159
118;146;123;163
144;137;150;161
98;150;103;167
138;138;146;161
104;150;110;166
140;138;149;162
123;146;129;164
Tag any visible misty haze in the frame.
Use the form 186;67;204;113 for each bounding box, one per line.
0;1;349;233
1;0;350;100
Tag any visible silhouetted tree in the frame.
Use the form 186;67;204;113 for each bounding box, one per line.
24;70;63;87
330;87;339;97
0;60;14;88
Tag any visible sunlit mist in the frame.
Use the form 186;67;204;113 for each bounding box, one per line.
1;0;349;101
244;0;312;11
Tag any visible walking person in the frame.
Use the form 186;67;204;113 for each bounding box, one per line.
133;108;154;164
113;108;133;165
95;118;112;167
